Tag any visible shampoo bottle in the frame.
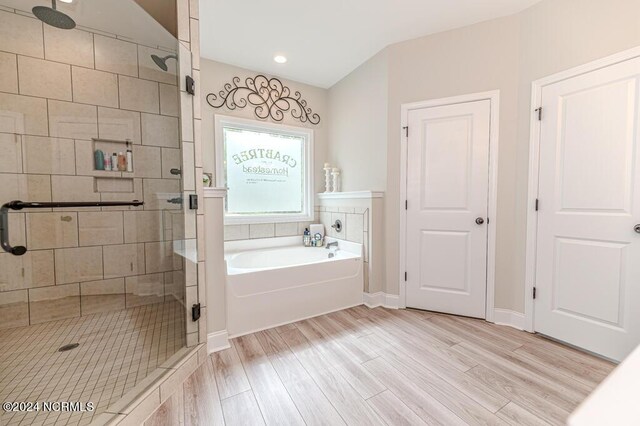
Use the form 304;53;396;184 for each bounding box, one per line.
111;153;118;171
126;142;133;172
117;152;126;171
303;228;310;247
94;150;105;170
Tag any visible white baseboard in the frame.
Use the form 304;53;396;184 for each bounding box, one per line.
493;308;526;330
363;292;399;309
207;330;230;354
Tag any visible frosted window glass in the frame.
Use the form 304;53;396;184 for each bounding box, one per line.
224;127;305;215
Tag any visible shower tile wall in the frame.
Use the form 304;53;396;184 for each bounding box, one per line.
0;8;185;330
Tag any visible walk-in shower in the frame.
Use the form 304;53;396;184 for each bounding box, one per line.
0;1;192;424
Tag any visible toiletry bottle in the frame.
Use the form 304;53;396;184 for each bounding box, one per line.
118;152;126;171
111;153;118;171
126;142;133;172
95;149;105;171
303;228;310;246
104;156;111;170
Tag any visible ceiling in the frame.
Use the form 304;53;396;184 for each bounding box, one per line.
201;0;542;88
1;0;177;50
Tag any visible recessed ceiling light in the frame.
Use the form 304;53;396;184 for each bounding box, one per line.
274;55;287;64
59;0;73;3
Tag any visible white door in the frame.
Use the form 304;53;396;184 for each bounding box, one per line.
406;100;491;318
534;56;640;361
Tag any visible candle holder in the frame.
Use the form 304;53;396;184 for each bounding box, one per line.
331;168;341;193
323;163;332;193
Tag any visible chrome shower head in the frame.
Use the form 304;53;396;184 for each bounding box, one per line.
33;0;76;30
151;54;178;72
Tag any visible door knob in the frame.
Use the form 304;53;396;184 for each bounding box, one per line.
634;224;640;234
475;217;485;225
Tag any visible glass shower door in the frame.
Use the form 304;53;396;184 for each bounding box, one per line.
0;1;187;424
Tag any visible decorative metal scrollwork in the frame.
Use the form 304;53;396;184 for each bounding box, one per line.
206;75;321;125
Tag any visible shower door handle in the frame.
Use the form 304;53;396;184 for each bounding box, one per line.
0;200;144;256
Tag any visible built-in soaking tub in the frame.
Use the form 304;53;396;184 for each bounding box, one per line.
225;236;363;336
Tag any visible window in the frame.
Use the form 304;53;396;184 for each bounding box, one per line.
215;115;314;224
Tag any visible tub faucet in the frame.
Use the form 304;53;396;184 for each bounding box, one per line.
326;241;338;250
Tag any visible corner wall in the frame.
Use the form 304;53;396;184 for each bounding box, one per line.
327;50;389;192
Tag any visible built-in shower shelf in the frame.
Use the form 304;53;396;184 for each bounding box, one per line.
92;138;134;178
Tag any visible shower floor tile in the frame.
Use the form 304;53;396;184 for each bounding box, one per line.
0;300;185;426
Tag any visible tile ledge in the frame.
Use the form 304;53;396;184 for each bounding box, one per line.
203;187;227;198
317;191;384;200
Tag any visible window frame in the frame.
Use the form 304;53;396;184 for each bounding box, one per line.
214;114;314;225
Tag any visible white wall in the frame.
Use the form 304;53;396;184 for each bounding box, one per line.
327;50;389;192
328;0;640;313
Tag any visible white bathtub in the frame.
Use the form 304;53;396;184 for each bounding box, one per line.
225;236;364;337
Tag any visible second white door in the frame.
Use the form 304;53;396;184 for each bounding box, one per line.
406;99;492;318
533;55;640;362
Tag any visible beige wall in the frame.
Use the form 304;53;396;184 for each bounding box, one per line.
385;15;521;309
327;51;389;192
200;59;329;239
328;0;640;313
510;0;640;311
134;0;177;37
200;59;328;192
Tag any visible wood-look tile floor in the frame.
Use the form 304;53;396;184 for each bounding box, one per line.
0;300;185;426
146;306;615;426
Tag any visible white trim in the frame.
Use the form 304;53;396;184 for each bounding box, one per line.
524;46;640;334
363;292;400;309
317;191;385;200
203;187;227;198
214;114;315;225
207;330;230;354
493;309;526;331
363;292;384;308
399;90;500;319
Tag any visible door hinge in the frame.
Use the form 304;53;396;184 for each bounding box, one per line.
189;194;198;210
192;303;201;321
535;198;539;211
402;126;408;137
533;287;537;300
405;200;408;210
535;107;542;121
186;75;195;95
404;272;407;282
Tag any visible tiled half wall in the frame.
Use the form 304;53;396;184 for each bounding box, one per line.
223;192;383;294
